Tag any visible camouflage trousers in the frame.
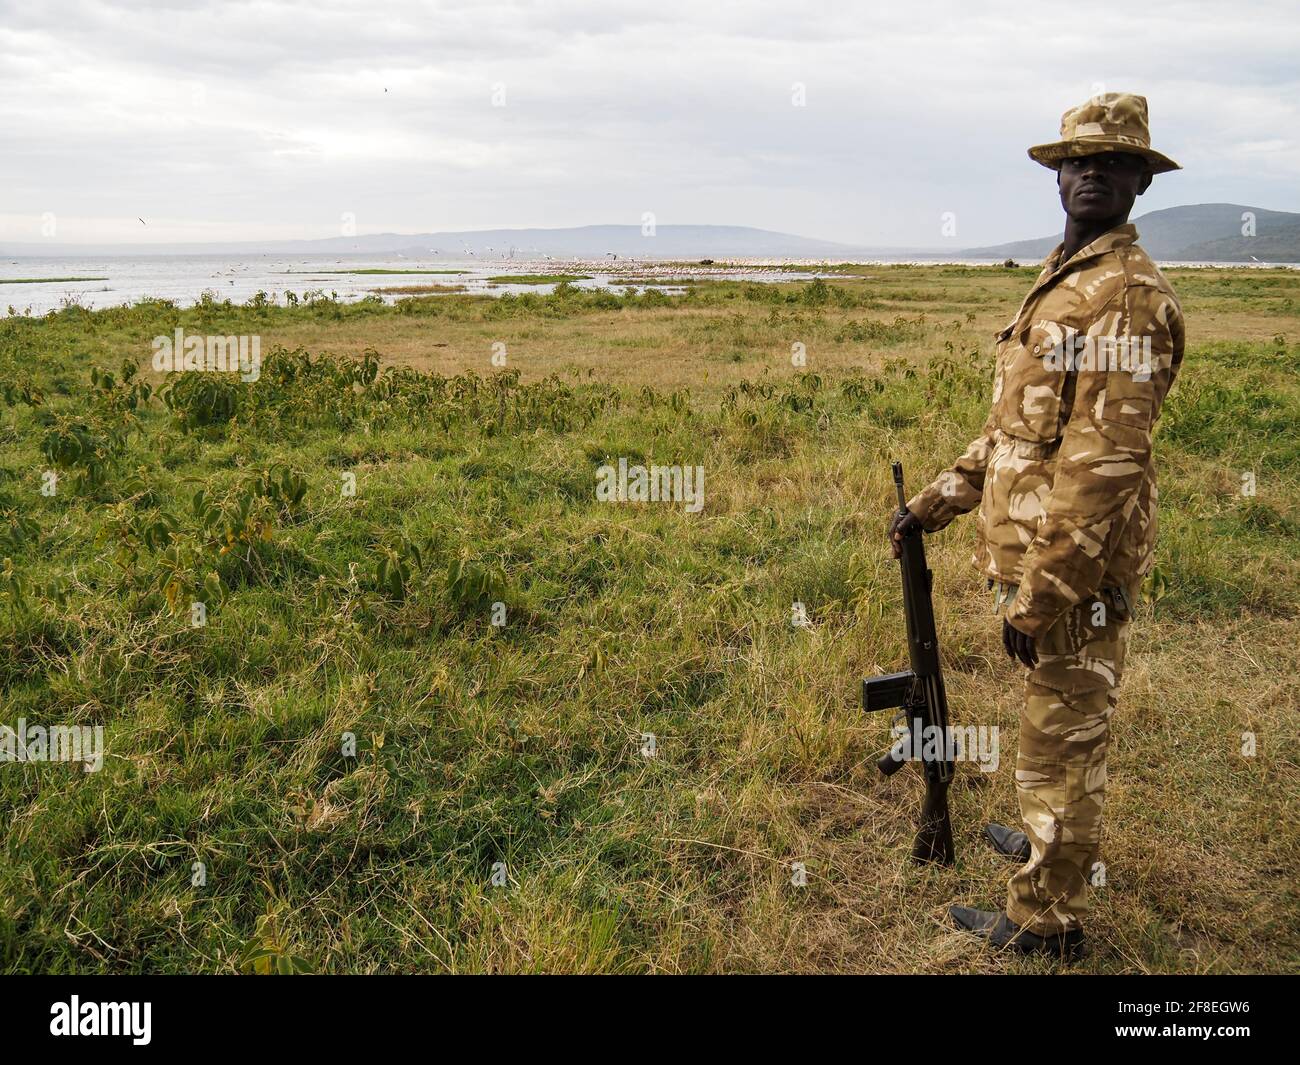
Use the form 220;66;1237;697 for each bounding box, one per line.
994;582;1134;935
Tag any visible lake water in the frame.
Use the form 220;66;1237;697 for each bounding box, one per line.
0;254;846;316
1;252;1291;317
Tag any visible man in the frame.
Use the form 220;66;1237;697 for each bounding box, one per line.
889;92;1184;958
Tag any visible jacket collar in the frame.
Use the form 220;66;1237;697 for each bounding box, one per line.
1041;222;1139;277
998;223;1139;340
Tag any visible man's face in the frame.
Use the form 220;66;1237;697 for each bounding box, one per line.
1057;151;1152;222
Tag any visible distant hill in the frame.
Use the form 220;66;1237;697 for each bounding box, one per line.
7;208;1299;262
962;203;1300;263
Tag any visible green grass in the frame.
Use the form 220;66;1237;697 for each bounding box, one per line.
487;274;592;285
369;283;468;295
0;277;109;284
0;269;1296;973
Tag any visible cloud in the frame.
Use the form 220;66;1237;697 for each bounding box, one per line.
2;0;1297;246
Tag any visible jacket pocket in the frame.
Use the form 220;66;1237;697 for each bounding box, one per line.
1093;370;1155;451
994;324;1066;443
1099;370;1154;428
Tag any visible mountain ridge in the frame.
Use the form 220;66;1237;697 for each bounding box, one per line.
4;206;1298;262
961;203;1300;263
1;225;880;260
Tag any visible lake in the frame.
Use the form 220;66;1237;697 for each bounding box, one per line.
2;252;1291;316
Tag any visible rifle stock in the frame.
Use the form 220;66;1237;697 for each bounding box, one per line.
862;461;956;866
913;779;955;865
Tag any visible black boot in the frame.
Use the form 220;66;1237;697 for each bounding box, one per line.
984;822;1032;862
949;906;1086;960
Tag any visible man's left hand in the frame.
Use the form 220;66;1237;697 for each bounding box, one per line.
1002;618;1038;669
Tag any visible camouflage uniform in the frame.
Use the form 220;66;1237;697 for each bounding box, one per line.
907;222;1184;934
996;582;1133;932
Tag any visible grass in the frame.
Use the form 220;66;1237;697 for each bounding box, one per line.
486;274;592;285
369;283;468;295
0;277;109;284
0;267;1297;974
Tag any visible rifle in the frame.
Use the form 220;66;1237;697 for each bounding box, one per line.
862;461;956;865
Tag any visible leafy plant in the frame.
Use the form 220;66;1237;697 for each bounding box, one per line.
1142;564;1170;607
160;373;241;432
0;509;39;553
39;413;129;488
251;465;309;516
0;374;44;407
90;360;152;415
446;552;506;613
237;907;314;975
373;535;422;600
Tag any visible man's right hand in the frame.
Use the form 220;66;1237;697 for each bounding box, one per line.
888;507;923;559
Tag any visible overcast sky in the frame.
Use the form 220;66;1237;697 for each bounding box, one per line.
2;0;1298;248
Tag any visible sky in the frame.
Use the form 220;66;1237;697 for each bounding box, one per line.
2;0;1298;249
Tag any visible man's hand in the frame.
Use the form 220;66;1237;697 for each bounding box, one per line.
1002;618;1038;669
888;507;923;559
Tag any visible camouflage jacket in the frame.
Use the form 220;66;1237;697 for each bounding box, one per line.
907;223;1184;639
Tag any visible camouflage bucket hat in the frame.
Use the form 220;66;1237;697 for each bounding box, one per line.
1028;92;1180;174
